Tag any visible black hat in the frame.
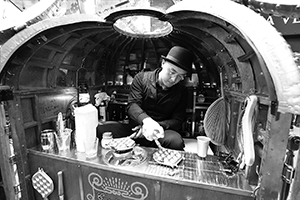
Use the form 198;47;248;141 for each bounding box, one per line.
161;46;194;74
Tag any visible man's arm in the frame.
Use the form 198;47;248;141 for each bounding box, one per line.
127;72;149;125
127;71;164;141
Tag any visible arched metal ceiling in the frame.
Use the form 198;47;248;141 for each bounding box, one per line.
0;10;249;91
0;0;300;114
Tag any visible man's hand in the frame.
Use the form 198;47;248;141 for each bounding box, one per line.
142;117;164;141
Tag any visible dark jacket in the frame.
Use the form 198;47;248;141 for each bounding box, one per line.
127;68;188;131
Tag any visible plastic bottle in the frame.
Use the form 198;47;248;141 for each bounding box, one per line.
295;115;300;128
99;101;106;122
199;111;204;135
77;82;90;107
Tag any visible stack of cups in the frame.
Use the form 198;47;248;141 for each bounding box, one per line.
55;128;72;152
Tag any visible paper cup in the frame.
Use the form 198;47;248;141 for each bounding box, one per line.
197;136;211;158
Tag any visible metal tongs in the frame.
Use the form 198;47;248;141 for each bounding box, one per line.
130;126;164;149
154;138;163;149
153;129;164;149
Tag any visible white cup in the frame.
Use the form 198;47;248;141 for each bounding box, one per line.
197;136;211;158
84;137;99;159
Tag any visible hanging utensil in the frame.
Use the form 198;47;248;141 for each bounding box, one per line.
57;171;64;200
32;168;54;200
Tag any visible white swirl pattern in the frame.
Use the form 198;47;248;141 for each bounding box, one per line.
87;172;149;200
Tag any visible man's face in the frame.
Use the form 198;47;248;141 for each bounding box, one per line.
159;60;187;88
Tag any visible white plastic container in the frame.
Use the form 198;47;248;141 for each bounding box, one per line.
74;104;98;152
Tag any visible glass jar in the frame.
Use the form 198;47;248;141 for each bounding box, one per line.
41;129;55;151
101;132;113;149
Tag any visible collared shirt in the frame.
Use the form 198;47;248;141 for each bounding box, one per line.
127;68;188;131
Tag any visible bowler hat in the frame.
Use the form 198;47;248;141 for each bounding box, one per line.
161;46;194;74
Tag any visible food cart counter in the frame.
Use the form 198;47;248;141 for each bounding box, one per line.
28;145;253;200
1;0;300;200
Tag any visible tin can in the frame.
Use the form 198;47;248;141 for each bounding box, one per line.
41;129;55;151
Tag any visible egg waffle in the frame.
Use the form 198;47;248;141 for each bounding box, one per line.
153;148;183;168
109;137;136;152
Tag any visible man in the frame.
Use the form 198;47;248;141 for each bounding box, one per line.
97;46;194;150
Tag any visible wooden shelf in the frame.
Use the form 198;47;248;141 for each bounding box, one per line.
183;87;218;138
195;106;209;110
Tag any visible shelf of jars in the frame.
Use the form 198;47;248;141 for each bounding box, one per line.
182;86;219;138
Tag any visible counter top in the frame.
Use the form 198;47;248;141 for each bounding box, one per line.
28;144;253;197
